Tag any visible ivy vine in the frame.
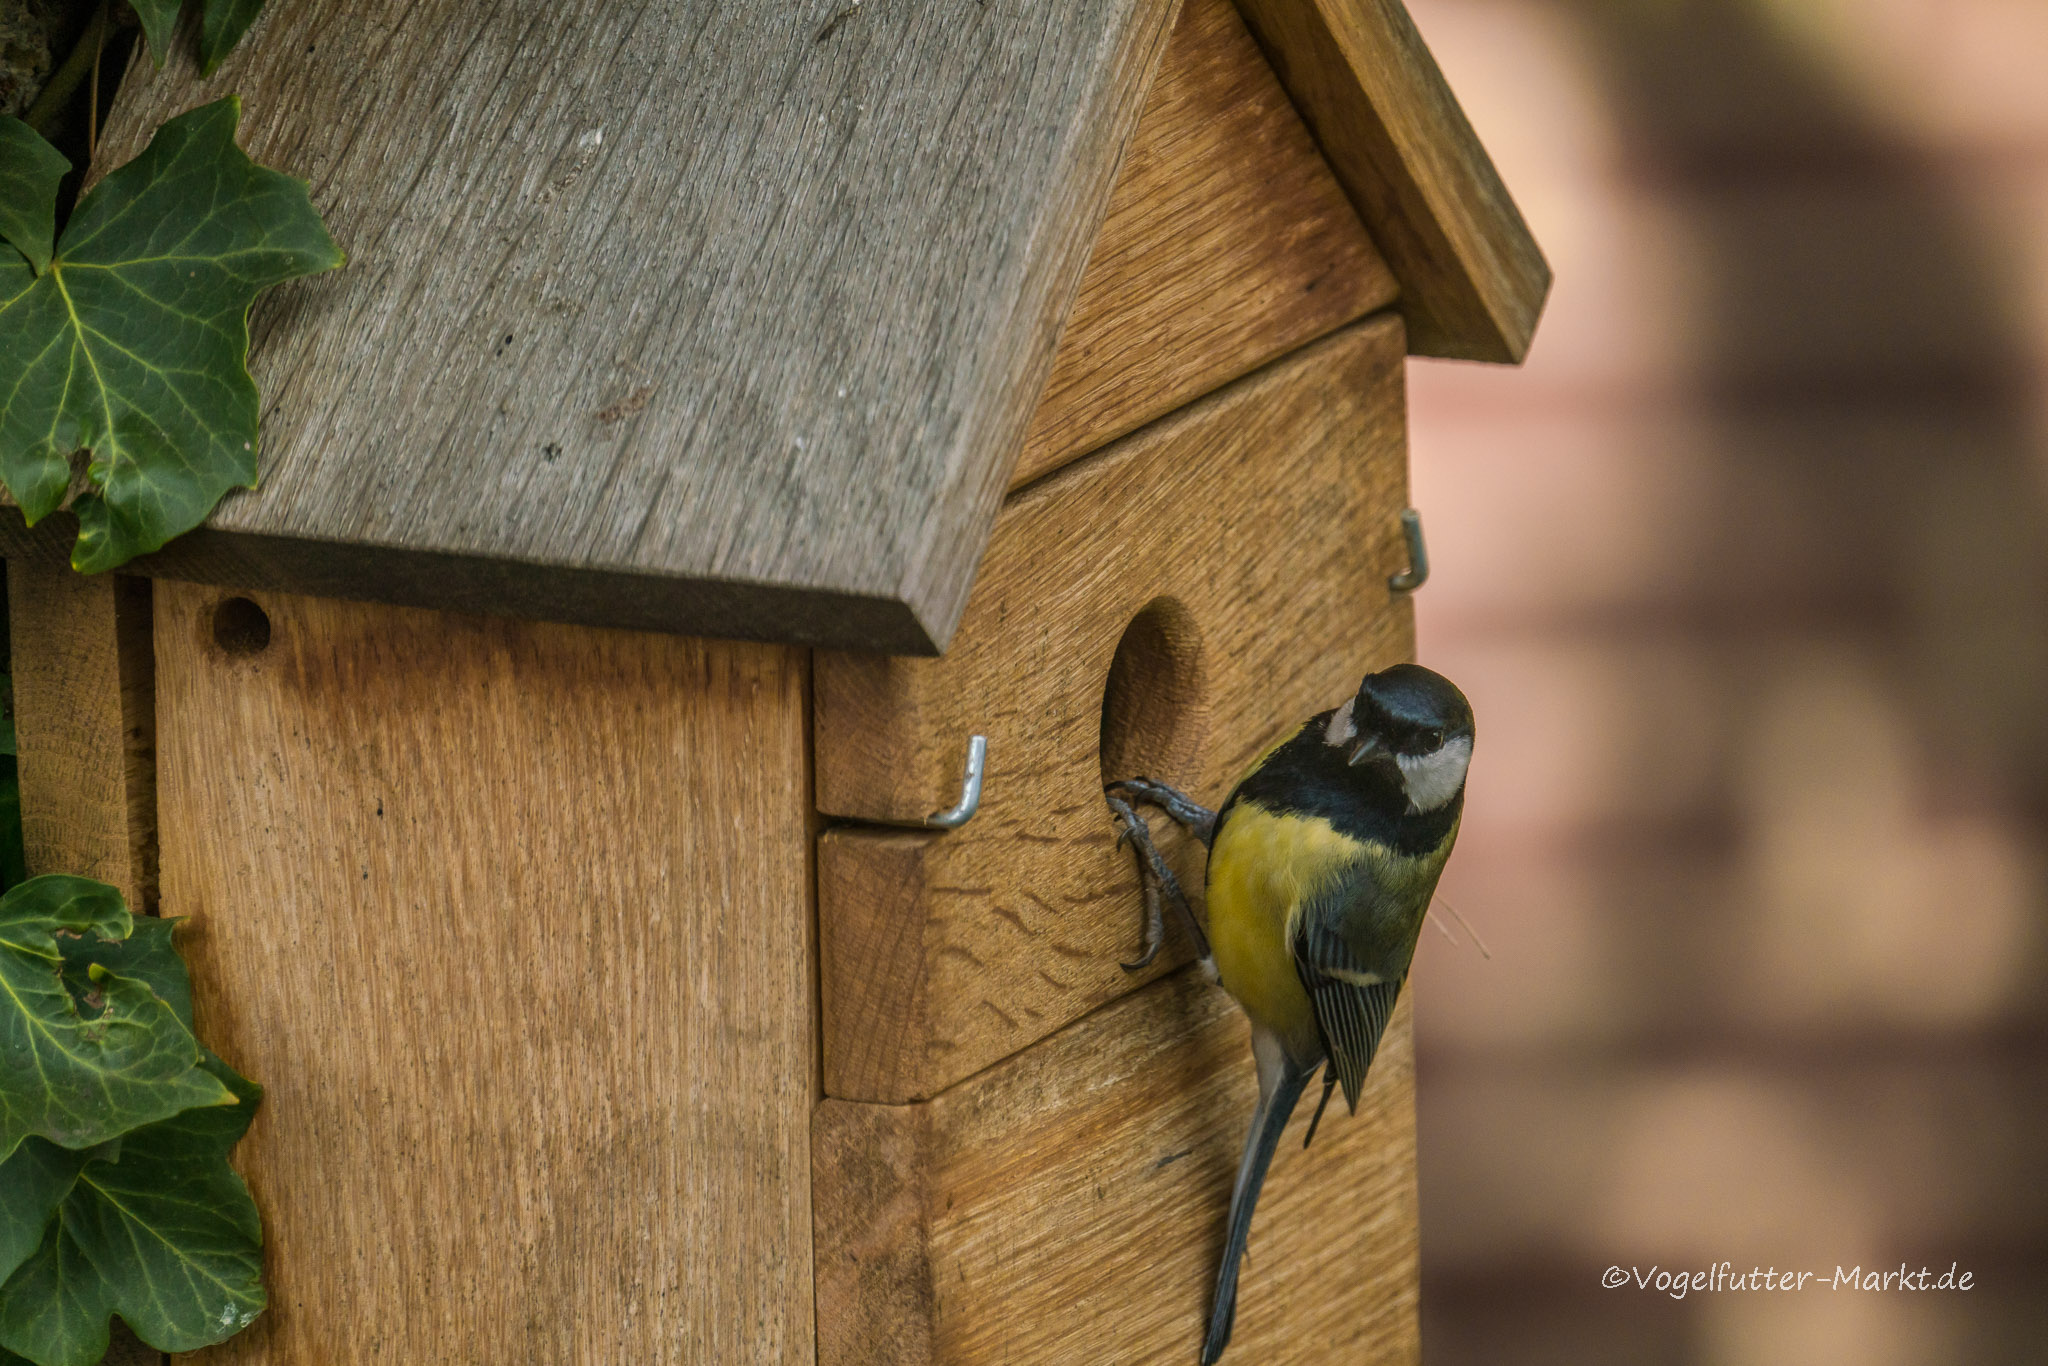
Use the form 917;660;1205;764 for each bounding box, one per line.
0;3;337;1361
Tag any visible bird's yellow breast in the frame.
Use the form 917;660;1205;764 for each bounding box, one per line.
1204;798;1364;1047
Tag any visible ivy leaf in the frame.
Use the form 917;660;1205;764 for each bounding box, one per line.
0;1139;96;1289
0;119;68;275
200;0;269;75
57;917;194;1032
0;98;343;574
131;1;268;77
0;1055;264;1366
0;876;232;1164
0;1214;100;1366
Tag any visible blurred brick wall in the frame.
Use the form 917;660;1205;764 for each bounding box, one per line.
1401;1;2048;1362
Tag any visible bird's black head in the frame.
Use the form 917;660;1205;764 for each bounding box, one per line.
1321;664;1475;813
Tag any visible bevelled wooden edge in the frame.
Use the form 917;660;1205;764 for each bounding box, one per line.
0;522;945;654
1236;0;1551;363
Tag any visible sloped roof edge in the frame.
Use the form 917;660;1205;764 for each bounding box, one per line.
1237;0;1552;363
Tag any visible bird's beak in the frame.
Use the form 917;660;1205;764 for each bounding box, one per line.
1347;733;1389;771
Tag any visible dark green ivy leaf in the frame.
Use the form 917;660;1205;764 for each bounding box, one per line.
0;876;232;1164
131;0;268;77
0;1056;264;1366
0;119;68;275
200;0;269;75
0;98;342;573
57;917;194;1033
0;1139;94;1290
0;1211;100;1366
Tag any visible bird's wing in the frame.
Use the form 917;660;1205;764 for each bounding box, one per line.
1291;884;1404;1115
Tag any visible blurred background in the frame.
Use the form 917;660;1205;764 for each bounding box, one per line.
1401;1;2048;1362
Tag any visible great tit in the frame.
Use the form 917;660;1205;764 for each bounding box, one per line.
1106;663;1474;1365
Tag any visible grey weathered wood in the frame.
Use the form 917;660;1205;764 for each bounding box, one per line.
51;0;1178;652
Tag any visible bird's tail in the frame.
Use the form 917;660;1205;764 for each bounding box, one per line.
1201;1035;1313;1365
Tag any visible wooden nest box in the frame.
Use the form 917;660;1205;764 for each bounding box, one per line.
3;0;1545;1361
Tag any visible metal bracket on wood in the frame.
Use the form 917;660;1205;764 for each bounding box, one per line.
1388;508;1429;594
859;734;987;831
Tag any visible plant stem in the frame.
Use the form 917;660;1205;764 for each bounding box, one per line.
22;1;113;141
88;3;108;156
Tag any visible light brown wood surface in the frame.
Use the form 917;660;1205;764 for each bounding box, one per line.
53;0;1179;653
1012;0;1398;488
5;561;156;910
153;586;815;1364
815;317;1415;1103
1235;0;1549;362
814;969;1421;1366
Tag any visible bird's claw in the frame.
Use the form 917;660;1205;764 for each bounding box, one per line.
1119;877;1166;971
1106;777;1219;847
1106;790;1207;967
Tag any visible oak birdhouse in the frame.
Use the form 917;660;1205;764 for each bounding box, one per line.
2;0;1545;1361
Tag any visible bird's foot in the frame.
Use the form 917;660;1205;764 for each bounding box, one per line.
1106;791;1210;969
1106;777;1218;847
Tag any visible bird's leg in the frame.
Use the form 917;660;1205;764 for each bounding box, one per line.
1105;777;1218;847
1300;1067;1340;1150
1105;793;1211;969
1107;795;1167;969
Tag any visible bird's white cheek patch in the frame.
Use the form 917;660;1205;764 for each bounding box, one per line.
1398;737;1472;813
1323;697;1358;748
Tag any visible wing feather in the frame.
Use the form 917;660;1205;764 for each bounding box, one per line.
1292;912;1403;1114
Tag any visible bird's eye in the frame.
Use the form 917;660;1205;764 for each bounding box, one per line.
1421;728;1444;750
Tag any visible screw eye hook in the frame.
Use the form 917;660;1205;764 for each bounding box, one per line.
1388;508;1428;594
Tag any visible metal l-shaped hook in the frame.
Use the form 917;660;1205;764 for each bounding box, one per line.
1388;508;1429;594
919;734;987;830
840;734;986;832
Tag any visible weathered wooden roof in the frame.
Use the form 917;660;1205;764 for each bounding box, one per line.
80;0;1179;653
41;0;1542;653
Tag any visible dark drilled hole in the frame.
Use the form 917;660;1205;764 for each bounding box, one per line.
1099;596;1209;791
211;597;271;657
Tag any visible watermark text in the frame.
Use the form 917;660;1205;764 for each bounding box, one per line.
1602;1263;1974;1300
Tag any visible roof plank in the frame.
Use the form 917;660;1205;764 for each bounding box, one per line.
65;0;1178;652
1235;0;1551;362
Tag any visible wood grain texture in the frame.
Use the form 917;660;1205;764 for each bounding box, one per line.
152;586;814;1364
5;561;155;910
61;0;1179;653
1011;0;1398;488
814;969;1420;1366
1234;0;1550;362
816;317;1414;1103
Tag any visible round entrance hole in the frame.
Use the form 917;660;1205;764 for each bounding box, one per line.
1099;597;1208;790
212;596;272;657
